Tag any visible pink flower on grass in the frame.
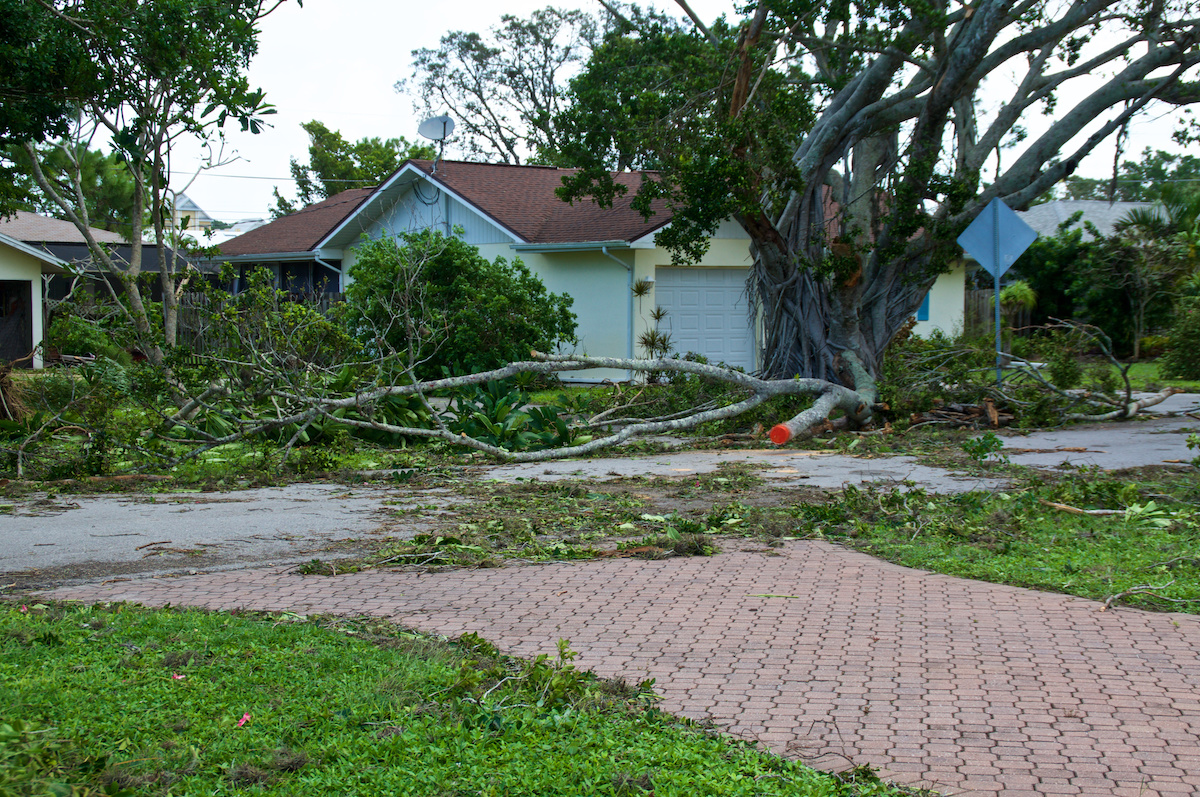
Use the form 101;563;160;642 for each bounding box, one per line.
171;673;186;680
236;713;251;728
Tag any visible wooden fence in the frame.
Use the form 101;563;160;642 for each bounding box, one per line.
176;291;344;354
45;291;345;358
965;289;1032;339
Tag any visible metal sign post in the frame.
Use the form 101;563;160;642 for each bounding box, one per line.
957;198;1038;388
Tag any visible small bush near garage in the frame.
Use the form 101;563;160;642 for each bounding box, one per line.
45;314;132;365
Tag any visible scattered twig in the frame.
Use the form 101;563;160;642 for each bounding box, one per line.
135;540;172;550
1147;555;1199;570
375;551;450;567
1038;499;1120;516
1100;581;1197;611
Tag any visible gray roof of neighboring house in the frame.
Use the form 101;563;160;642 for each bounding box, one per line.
0;211;198;272
0;210;126;245
1015;200;1158;240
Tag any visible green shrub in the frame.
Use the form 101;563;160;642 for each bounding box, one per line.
45;314;131;364
1161;297;1200;379
1029;329;1084;390
1139;335;1170;359
879;329;992;416
447;379;589;451
199;269;363;369
339;232;577;379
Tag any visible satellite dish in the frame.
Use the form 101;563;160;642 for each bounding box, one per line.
418;115;455;141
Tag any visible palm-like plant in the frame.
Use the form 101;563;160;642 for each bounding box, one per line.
1110;190;1199;360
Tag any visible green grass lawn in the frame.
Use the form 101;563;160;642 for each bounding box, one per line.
1124;360;1200;392
797;469;1200;613
1;603;916;797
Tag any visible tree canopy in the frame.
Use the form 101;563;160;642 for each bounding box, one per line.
15;0;293;368
3;142;137;233
551;0;1200;401
338;232;577;380
0;0;95;147
271;121;435;218
403;6;614;164
1062;148;1200;202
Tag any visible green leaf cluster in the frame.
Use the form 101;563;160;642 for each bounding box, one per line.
0;0;96;146
446;380;589;452
553;16;813;264
1062;148;1200;204
339;232;577;380
1161;297;1200;379
272;121;435;217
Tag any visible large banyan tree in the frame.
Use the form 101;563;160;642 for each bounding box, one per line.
552;0;1200;431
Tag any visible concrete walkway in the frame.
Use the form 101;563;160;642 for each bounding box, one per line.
49;541;1200;797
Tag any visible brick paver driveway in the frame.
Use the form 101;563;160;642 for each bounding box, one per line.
50;541;1200;797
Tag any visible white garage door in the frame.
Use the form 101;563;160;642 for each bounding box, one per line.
655;267;757;372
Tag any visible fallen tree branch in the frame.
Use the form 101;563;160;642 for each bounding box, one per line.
1038;499;1121;517
1064;387;1181;422
1100;581;1199;611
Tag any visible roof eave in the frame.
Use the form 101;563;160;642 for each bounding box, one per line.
208;250;340;264
510;240;631;253
0;232;72;274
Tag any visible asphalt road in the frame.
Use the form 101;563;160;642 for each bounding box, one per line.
2;392;1196;589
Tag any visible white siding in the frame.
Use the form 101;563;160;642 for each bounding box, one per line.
361;184;514;247
478;245;630;382
0;245;46;368
913;261;969;338
364;187;440;239
448;200;512;245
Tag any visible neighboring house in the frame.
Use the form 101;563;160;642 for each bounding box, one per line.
171;193;215;235
1016;199;1157;240
0;211;200;301
203;218;268;248
217;159;969;378
0;231;69;368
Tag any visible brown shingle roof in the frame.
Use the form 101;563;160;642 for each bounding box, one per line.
219;161;673;257
219;188;374;256
406;160;671;243
0;211;125;244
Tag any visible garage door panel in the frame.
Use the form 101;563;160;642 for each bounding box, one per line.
656;267;755;371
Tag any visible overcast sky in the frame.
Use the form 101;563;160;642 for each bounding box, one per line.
175;0;1189;223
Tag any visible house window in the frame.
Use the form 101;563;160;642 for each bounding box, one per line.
917;293;930;322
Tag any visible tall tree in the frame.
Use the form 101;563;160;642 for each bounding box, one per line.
0;0;96;217
1062;148;1200;202
550;0;1200;434
271;121;434;218
1084;198;1198;359
3;141;137;233
18;0;293;369
403;6;611;164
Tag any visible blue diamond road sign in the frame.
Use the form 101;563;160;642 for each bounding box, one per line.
957;198;1038;278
